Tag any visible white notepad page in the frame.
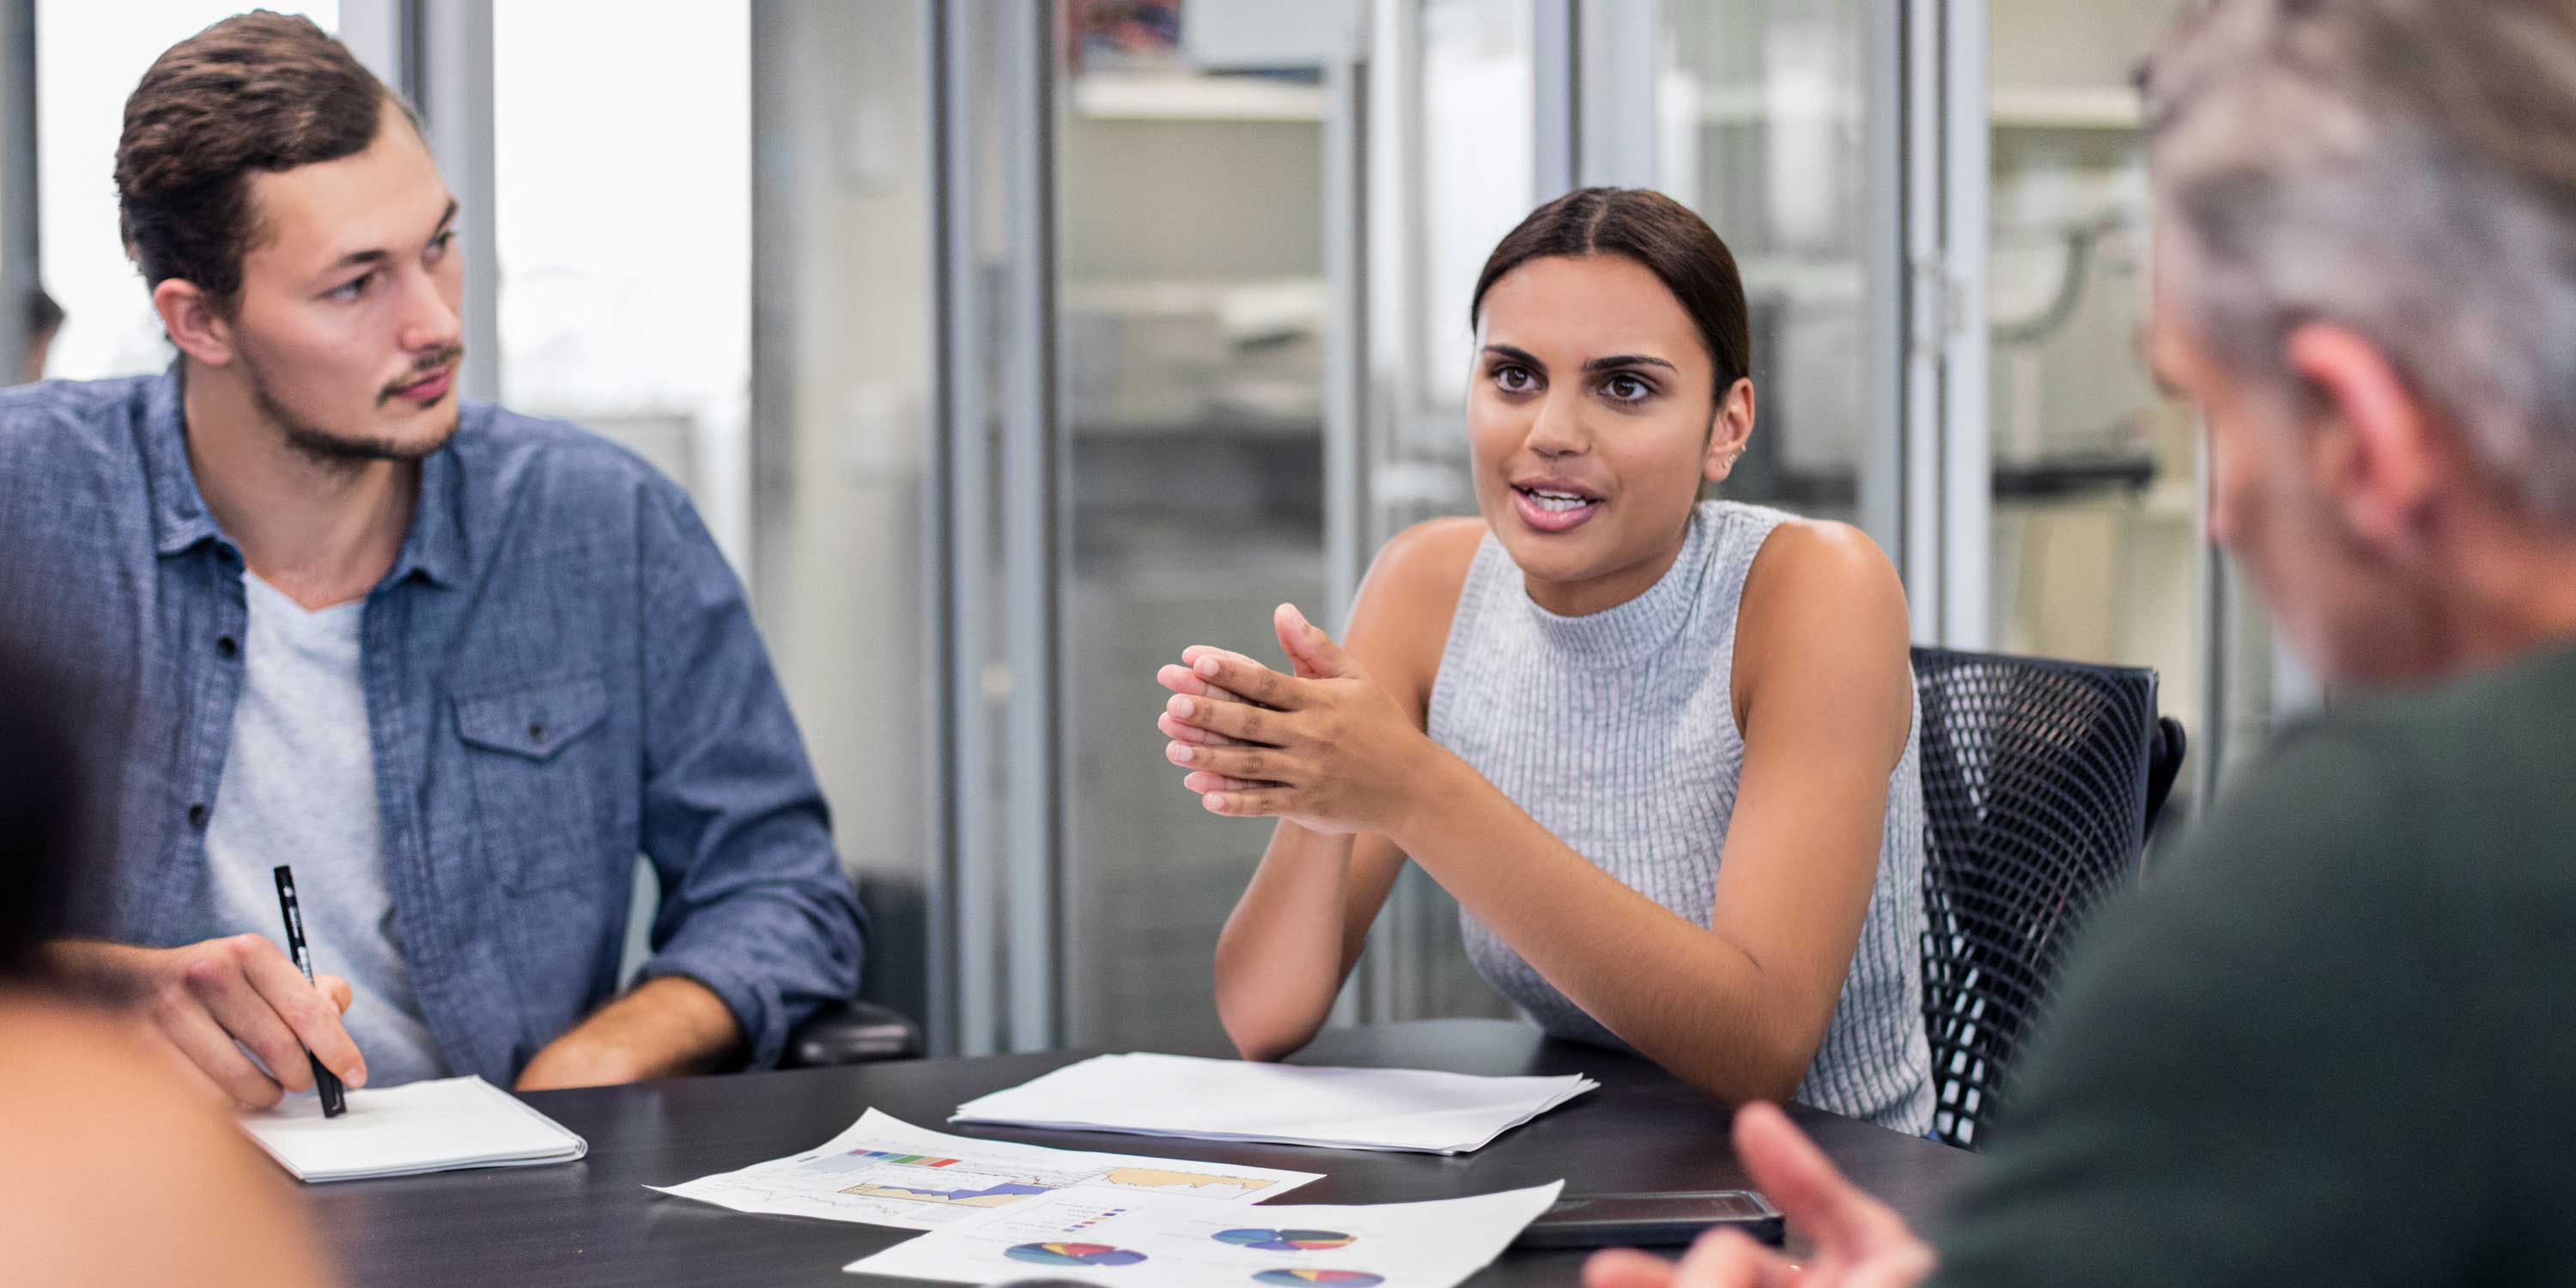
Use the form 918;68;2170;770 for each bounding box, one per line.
240;1074;587;1182
951;1053;1596;1154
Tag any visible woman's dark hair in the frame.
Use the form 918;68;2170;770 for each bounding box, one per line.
1469;186;1751;398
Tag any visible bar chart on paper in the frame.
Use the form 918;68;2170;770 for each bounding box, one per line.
650;1109;1320;1229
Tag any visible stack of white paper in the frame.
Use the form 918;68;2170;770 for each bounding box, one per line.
845;1181;1566;1286
650;1109;1321;1229
239;1075;587;1182
951;1053;1596;1155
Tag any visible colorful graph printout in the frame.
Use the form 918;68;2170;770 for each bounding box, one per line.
1005;1242;1151;1267
1217;1229;1360;1251
846;1182;1564;1288
647;1109;1318;1230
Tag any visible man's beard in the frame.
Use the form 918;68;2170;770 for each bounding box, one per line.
240;345;463;470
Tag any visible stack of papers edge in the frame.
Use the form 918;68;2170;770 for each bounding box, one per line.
951;1052;1598;1155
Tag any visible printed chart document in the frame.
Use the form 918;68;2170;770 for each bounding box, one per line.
651;1109;1322;1230
951;1053;1597;1154
239;1075;586;1182
845;1181;1564;1287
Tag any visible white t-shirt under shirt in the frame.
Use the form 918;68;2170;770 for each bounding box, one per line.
204;571;448;1087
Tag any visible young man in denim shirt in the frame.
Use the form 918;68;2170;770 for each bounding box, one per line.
0;12;864;1102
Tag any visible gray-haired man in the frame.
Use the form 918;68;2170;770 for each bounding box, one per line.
1591;1;2576;1285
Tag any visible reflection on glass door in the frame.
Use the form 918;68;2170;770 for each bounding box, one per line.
1981;0;2230;808
1055;1;1340;1050
748;0;943;1038
1658;0;1894;541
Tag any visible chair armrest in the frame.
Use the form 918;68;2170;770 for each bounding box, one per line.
2143;714;2188;842
781;999;927;1068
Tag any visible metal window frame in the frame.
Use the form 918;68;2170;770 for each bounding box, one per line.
1572;0;1657;191
914;0;962;1066
1861;0;1909;574
1902;0;1945;639
343;0;498;404
1324;12;1374;639
1895;0;1996;648
1;0;36;378
1532;0;1577;200
999;0;1063;1058
412;0;499;405
930;0;1061;1057
1935;0;1990;648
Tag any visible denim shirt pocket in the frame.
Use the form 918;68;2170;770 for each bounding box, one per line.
453;671;611;895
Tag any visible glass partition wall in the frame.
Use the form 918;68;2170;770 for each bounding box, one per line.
1;0;2286;1054
1054;2;1338;1052
746;0;945;1038
1655;0;1900;541
1982;0;2226;810
914;0;2283;1050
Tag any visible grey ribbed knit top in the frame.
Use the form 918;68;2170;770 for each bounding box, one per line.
1426;500;1934;1132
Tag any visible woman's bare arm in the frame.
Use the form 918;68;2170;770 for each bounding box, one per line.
1196;519;1482;1060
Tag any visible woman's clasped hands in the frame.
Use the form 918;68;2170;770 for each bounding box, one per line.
1156;603;1449;837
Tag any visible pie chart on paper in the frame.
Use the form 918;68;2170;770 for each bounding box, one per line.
1215;1229;1360;1251
1250;1271;1386;1286
1004;1242;1150;1267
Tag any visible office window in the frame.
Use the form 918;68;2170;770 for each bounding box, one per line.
492;1;752;568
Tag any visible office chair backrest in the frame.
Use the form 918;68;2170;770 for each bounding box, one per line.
1911;646;2178;1150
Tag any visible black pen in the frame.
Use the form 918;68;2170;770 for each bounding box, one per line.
272;864;347;1118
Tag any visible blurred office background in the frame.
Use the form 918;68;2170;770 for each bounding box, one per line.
0;0;2300;1058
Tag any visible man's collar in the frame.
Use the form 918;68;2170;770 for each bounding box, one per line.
392;435;468;590
138;363;470;591
138;366;222;558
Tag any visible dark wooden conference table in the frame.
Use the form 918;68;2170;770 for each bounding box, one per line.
306;1019;1974;1286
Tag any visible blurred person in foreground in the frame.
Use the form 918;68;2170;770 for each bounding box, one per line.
1589;1;2576;1285
0;12;865;1106
0;641;337;1286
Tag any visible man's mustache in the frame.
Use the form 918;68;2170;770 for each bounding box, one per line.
379;345;466;404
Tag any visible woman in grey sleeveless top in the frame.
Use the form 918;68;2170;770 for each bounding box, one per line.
1155;189;1932;1133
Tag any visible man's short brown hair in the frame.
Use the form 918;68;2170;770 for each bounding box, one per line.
115;10;416;311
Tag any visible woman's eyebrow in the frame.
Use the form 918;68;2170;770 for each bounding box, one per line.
1582;354;1677;374
1481;343;1543;368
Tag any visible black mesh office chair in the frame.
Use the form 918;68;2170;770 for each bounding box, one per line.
1911;647;2185;1149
